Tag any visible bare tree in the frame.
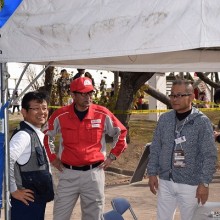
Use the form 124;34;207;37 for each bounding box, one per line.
25;65;56;105
25;66;44;90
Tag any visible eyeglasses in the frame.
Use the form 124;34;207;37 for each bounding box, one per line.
74;91;95;97
28;107;48;112
169;94;192;99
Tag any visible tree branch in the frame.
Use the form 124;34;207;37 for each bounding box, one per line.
145;84;171;108
196;72;220;89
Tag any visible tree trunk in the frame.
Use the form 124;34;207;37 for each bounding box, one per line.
214;72;219;83
114;72;155;143
39;66;55;104
114;71;119;94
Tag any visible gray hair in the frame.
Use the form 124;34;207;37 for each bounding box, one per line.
172;79;193;93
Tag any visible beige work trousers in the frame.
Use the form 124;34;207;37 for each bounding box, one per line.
53;167;105;220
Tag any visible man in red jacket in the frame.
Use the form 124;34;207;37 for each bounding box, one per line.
43;77;127;220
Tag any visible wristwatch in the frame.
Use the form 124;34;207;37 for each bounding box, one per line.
201;183;209;188
108;153;117;161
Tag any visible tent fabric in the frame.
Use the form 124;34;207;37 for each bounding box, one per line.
40;50;220;72
1;0;220;71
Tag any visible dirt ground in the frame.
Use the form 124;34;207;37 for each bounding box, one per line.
105;113;154;185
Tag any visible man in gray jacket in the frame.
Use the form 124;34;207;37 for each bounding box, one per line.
147;79;217;220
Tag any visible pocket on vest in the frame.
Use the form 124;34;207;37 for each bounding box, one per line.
21;170;54;202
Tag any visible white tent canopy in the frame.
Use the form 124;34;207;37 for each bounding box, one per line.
1;0;220;71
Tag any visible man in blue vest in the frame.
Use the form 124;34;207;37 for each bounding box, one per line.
9;91;54;220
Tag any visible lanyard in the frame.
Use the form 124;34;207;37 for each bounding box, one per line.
175;117;187;138
174;117;188;150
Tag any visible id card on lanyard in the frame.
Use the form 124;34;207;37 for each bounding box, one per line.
173;118;187;168
173;149;186;167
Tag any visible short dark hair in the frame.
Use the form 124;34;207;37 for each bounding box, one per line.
22;91;48;111
61;69;67;73
214;88;220;104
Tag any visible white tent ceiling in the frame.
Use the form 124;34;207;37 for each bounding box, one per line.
1;0;220;71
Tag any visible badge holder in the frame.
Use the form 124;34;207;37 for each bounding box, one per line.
173;149;186;168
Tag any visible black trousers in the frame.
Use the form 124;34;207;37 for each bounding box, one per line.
11;197;46;220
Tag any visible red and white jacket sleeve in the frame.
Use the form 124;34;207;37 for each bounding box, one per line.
104;110;127;157
42;110;60;162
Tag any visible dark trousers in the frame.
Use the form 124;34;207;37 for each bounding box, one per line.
12;105;20;113
11;197;46;220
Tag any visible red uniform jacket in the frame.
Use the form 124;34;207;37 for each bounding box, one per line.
43;103;127;166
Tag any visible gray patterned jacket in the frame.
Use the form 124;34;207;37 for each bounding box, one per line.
147;107;217;185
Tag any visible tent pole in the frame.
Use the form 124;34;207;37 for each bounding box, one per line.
1;63;11;220
11;62;53;106
0;63;3;218
10;63;30;105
